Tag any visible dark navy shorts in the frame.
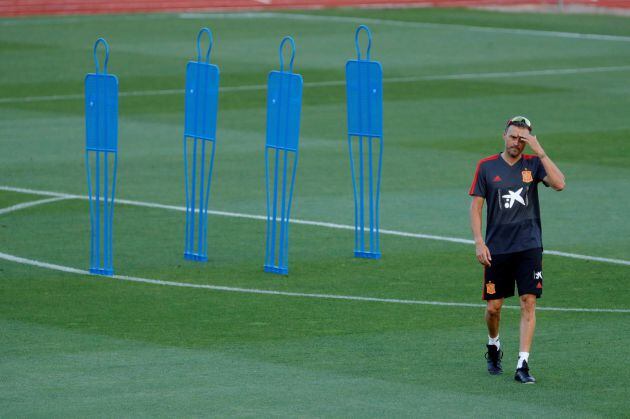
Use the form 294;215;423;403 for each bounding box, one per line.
482;247;543;300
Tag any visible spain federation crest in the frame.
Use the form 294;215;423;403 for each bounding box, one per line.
486;282;496;295
522;169;533;183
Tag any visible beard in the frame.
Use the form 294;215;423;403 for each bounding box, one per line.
507;146;522;157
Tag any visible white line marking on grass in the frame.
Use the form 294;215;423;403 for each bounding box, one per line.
0;85;267;104
1;251;629;313
2;65;630;105
395;65;630;81
1;185;629;267
0;93;84;104
0;197;69;216
180;11;630;43
0;186;82;200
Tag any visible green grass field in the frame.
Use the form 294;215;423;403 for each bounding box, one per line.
1;7;630;416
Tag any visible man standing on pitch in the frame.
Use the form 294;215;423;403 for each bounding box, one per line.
469;116;565;383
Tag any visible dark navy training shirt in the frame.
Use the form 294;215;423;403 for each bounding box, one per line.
469;153;548;255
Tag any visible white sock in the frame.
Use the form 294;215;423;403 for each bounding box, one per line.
488;335;500;350
517;352;529;369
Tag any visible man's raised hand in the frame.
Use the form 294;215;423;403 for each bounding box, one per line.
519;133;546;158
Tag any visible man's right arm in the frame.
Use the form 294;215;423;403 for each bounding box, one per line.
470;196;492;267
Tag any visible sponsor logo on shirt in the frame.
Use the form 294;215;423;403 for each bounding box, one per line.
500;187;526;209
493;175;502;182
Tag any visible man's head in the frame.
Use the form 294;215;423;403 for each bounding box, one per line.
503;116;532;158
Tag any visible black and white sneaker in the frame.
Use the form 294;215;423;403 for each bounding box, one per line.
485;344;503;375
514;360;536;384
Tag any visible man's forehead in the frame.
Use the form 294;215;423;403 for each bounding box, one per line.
505;125;527;136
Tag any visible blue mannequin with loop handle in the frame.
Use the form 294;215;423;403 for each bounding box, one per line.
85;37;119;275
346;25;384;259
264;36;303;275
183;27;220;262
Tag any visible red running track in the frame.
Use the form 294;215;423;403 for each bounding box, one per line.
0;0;628;17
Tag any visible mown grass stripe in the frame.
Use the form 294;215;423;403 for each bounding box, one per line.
1;185;629;267
1;251;629;313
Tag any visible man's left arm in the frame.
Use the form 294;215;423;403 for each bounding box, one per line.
520;133;566;191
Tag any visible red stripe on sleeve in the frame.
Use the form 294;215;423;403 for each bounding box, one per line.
469;154;499;196
468;161;483;196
